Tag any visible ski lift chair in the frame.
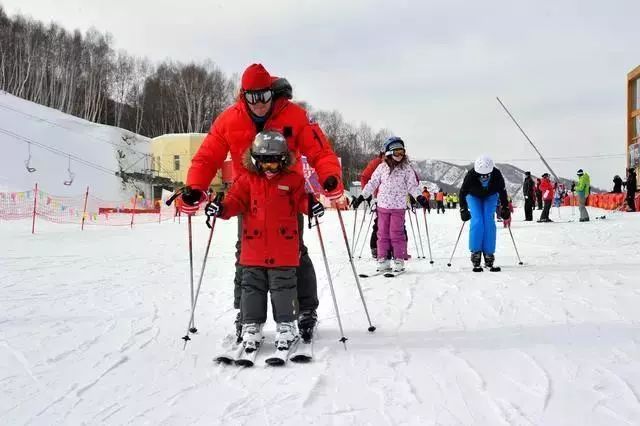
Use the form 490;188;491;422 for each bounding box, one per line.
25;143;36;173
63;155;75;186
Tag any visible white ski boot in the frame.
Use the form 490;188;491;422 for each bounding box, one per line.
392;259;405;272
377;258;391;272
241;323;263;352
275;321;298;350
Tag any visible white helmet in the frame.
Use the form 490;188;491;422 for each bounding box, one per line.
474;154;494;175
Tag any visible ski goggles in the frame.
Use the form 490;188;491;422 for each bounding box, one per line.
253;154;285;164
244;89;273;105
253;154;285;172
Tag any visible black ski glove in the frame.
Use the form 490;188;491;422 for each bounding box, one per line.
309;197;325;218
204;200;223;218
181;186;206;206
323;175;339;191
408;195;418;212
460;208;471;222
500;206;511;220
352;194;366;209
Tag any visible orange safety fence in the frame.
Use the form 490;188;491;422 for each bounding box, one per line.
562;193;629;210
0;184;186;231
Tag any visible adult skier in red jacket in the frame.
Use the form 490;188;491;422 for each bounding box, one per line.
537;173;555;222
180;63;343;341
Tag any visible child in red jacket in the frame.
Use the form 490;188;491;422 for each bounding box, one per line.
205;131;324;354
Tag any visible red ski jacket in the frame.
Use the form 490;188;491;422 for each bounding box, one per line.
539;178;555;201
360;156;383;197
186;98;342;193
219;155;309;267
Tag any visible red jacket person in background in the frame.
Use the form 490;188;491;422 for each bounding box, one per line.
181;63;344;341
359;151;384;258
537;173;555;223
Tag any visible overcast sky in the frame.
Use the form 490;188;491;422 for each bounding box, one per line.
2;0;639;188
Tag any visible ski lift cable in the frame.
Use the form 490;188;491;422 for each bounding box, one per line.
0;127;118;176
0;101;178;180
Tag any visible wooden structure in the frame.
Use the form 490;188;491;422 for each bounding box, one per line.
628;65;640;188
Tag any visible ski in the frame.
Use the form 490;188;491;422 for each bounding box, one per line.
213;334;244;365
358;269;391;278
214;343;245;365
472;267;484;272
488;266;501;272
290;337;314;363
235;338;264;367
384;270;406;278
265;336;301;366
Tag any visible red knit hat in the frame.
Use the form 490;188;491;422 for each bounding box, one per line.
241;64;272;91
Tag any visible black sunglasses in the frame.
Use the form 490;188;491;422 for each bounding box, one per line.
253;154;285;164
244;90;273;105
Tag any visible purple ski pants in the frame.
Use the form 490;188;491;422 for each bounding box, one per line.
376;207;407;260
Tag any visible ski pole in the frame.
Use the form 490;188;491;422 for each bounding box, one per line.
308;196;348;349
406;207;423;259
447;221;466;267
422;208;434;264
181;192;224;347
186;215;197;334
351;204;358;256
507;225;524;265
336;206;376;333
412;209;426;259
352;203;369;256
357;208;375;259
166;187;198;334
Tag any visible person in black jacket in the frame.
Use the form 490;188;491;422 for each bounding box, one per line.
626;168;637;212
612;175;624;193
522;171;535;221
535;178;543;210
459;155;510;271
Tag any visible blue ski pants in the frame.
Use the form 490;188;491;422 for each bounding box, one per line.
466;193;498;254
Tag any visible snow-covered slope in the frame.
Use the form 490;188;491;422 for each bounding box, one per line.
2;207;640;425
0;91;150;199
413;159;597;200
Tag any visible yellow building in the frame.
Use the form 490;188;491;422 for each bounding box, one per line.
628;65;640;186
151;133;222;188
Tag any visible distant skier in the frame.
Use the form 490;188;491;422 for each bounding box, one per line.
626;168;637;212
435;189;446;214
502;196;514;228
612;175;624;194
353;137;427;273
458;154;510;271
522;171;535;221
575;168;590;222
204;131;325;352
535;178;543;210
421;186;432;214
537;173;554;222
553;182;565;208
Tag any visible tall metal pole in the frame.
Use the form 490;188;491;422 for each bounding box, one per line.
496;97;560;182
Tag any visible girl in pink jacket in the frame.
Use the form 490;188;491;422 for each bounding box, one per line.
354;137;425;272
